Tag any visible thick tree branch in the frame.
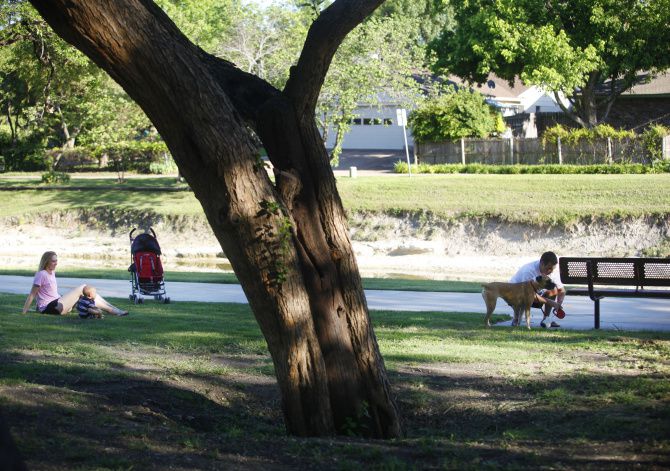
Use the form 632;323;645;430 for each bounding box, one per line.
554;90;586;128
283;0;385;118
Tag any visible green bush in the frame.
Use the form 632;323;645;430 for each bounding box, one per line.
148;159;179;175
394;161;670;175
409;87;503;143
41;171;71;184
641;124;669;161
48;148;100;171
0;133;50;171
92;141;170;173
543;124;636;146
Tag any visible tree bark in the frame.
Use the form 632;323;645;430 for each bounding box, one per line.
30;0;401;438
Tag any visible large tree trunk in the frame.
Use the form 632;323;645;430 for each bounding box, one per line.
30;0;401;438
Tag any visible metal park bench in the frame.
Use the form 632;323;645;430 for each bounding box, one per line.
559;257;670;329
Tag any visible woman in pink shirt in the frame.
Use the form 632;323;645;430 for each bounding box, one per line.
22;251;129;316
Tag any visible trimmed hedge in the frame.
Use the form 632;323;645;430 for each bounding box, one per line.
394;161;670;174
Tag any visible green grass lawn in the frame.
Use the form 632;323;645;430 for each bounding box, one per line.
1;292;668;469
2;173;669;223
335;174;670;223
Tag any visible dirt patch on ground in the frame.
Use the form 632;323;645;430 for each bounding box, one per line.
3;211;669;281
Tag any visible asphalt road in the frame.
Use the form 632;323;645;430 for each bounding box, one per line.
2;275;669;332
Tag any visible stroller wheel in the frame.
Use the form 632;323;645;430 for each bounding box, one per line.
129;294;136;302
163;297;171;304
138;297;144;304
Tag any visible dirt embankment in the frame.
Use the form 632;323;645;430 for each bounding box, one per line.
3;210;669;281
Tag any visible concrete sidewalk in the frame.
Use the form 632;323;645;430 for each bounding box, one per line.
1;275;668;331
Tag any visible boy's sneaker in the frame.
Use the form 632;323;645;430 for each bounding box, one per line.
115;310;129;317
550;321;560;328
540;321;548;328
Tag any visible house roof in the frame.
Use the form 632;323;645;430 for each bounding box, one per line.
445;74;531;99
621;71;670;96
448;71;670;98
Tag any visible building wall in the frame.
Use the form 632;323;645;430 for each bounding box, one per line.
603;97;670;130
324;106;414;150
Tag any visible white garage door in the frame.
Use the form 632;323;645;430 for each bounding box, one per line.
323;107;414;150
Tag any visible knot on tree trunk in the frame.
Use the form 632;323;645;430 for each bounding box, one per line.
274;168;302;213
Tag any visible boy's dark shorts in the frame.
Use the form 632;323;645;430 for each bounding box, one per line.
40;299;61;315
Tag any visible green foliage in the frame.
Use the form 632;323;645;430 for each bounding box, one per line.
155;0;235;54
148;159;178;175
373;0;455;46
40;170;71;184
0;1;153;166
216;4;307;90
408;87;502;143
0;132;49;171
394;161;670;175
48;148;99;171
641;124;670;161
542;124;636;145
429;0;670;128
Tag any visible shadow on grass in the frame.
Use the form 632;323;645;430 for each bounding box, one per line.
1;293;669;468
0;354;284;469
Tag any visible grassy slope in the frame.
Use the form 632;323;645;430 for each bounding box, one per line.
0;292;668;469
2;173;670;222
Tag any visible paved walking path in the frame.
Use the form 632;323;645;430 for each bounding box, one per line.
2;275;668;331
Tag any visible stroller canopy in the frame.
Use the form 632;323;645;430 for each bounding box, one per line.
131;233;162;255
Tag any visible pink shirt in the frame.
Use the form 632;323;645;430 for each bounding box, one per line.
33;270;60;312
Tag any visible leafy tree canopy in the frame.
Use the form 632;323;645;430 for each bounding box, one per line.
155;0;236;53
374;0;454;45
429;0;670;128
409;86;504;142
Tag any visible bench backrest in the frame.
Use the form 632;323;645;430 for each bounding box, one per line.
559;257;670;288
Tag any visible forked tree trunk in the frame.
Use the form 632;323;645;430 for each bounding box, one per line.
30;0;401;438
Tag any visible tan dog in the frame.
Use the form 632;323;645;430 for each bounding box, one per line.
482;275;553;329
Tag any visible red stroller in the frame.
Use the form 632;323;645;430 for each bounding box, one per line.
128;228;170;304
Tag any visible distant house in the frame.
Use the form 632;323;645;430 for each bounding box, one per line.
323;74;564;150
445;75;565;116
603;71;670;130
323;94;413;150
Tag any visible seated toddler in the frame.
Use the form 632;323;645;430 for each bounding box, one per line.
76;285;104;319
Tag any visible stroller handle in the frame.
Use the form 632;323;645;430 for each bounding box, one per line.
129;227;157;241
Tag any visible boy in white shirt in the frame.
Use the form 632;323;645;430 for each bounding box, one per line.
511;251;565;328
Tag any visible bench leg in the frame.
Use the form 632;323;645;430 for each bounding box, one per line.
594;298;600;330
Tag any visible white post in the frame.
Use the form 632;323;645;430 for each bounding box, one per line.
460;138;466;165
607;137;613;163
558;136;563;165
349;166;357;178
396;108;411;177
509;136;514;164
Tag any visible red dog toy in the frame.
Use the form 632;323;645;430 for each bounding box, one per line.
553;308;566;319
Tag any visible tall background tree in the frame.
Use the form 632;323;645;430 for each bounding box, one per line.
0;0;151;169
28;0;402;438
429;0;670;128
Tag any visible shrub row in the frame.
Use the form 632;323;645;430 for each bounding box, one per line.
1;139;175;174
394;161;670;174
